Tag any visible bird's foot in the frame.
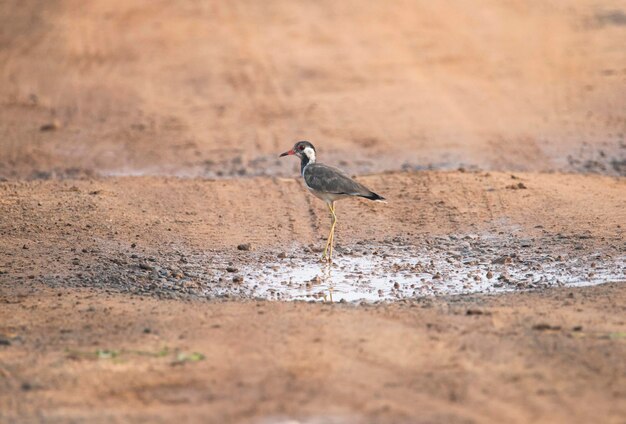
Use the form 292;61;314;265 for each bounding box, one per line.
320;249;334;263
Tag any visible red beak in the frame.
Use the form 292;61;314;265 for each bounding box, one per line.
279;149;295;157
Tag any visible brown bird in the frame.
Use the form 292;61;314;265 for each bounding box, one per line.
280;141;386;262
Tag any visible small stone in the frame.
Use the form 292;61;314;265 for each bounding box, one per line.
506;182;527;190
237;243;251;251
226;266;238;273
40;119;61;131
492;256;511;265
233;275;243;283
393;282;400;289
532;323;561;331
486;271;494;279
466;309;490;316
277;252;287;259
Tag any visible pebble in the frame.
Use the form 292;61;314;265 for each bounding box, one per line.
40;119;61;131
492;256;512;265
532;323;561;331
237;243;252;251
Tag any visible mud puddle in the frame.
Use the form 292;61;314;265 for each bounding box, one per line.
211;241;625;302
31;233;624;302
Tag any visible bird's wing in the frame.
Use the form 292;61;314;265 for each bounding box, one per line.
304;163;374;197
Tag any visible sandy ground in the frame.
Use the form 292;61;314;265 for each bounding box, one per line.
1;172;623;298
1;283;625;423
1;0;625;179
1;172;624;422
1;0;626;423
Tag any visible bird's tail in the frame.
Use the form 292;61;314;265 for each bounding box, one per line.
362;192;387;203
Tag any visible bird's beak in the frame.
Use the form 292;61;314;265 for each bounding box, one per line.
279;149;295;157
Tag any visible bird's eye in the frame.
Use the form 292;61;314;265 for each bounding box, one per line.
298;145;305;151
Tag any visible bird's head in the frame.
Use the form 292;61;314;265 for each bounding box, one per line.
279;141;316;162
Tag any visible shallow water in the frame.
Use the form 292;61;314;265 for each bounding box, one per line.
49;233;624;302
207;240;625;302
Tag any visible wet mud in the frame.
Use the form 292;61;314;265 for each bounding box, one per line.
32;234;625;303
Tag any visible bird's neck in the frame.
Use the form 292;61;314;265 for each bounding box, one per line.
300;149;316;175
300;155;311;174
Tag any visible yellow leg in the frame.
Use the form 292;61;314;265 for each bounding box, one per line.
322;202;337;262
322;203;333;261
328;202;337;261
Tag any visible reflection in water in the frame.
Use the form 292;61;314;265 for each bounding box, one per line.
320;262;333;302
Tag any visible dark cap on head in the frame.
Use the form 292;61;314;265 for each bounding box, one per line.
279;141;316;158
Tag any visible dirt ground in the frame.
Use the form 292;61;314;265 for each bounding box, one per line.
1;282;625;423
1;0;626;423
1;0;625;179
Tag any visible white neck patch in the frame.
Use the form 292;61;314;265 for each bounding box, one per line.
303;147;316;163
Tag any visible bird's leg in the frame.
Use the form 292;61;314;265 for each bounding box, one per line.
322;203;333;261
328;202;337;261
322;202;337;262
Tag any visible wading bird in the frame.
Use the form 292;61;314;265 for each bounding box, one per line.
280;141;385;262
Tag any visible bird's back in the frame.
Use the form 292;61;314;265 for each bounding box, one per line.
303;163;384;201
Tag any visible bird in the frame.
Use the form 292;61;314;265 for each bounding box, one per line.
280;141;386;262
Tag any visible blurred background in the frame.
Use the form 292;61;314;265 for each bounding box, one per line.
1;0;624;179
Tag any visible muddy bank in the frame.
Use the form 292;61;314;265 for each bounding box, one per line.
1;282;625;423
